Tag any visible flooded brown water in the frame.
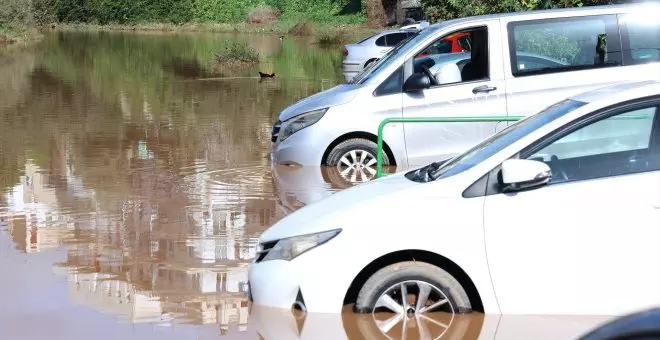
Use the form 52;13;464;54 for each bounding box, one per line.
0;31;616;339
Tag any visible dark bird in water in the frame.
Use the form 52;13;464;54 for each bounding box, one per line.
259;72;275;78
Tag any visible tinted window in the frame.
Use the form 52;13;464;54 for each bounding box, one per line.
374;66;403;96
619;13;660;65
525;106;659;185
508;15;621;76
386;33;409;47
375;35;387;47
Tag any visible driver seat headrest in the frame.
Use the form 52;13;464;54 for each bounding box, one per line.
434;62;462;85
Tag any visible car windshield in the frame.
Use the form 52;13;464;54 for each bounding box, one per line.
428;99;589;180
349;29;431;84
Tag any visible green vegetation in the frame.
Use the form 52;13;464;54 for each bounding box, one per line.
316;28;352;45
215;41;260;66
20;0;367;26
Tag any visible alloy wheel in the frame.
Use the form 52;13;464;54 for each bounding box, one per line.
336;149;378;183
371;280;455;340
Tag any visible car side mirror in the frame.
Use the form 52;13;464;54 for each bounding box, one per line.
500;159;551;193
403;72;431;92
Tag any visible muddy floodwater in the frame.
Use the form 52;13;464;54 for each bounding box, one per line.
0;31;615;339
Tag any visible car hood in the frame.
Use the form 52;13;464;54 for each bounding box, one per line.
278;84;360;122
259;172;422;242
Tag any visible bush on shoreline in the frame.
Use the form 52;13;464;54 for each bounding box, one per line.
214;41;259;67
316;28;350;46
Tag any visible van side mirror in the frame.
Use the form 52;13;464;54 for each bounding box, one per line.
500;159;552;192
403;72;431;91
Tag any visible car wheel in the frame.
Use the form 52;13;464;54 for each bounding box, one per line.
354;262;472;321
364;59;377;69
325;138;390;184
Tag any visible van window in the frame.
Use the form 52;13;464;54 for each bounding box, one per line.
412;26;488;86
619;12;660;65
508;15;621;76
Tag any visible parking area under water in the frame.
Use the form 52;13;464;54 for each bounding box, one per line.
0;30;617;339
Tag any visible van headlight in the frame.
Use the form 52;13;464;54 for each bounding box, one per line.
278;108;328;143
259;229;341;262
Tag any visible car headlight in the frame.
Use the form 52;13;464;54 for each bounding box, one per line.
259;229;341;262
278;108;328;143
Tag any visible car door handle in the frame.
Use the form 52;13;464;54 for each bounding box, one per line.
472;85;497;94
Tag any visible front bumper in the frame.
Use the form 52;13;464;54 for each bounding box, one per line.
269;123;328;166
248;251;351;314
248;259;304;311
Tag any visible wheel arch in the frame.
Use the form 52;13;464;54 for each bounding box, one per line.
342;249;484;313
321;131;397;166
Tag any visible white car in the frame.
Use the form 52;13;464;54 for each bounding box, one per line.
341;24;428;82
248;80;660;320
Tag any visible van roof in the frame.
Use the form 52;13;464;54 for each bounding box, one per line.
426;2;656;30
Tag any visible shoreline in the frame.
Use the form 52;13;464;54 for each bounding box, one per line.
0;27;44;52
50;22;381;38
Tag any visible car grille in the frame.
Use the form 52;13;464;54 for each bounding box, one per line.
255;240;278;263
271;120;281;143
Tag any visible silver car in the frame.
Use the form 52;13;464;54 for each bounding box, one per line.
271;3;660;184
342;28;421;83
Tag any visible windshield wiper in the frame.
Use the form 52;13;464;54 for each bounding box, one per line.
412;161;444;182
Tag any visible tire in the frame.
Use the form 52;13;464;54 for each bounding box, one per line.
354;261;472;314
325;138;390;184
364;59;377;69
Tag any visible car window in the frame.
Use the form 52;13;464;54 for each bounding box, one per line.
525;106;659;185
508;14;622;76
619;12;660;65
350;30;423;85
374;66;403;97
516;55;568;72
413;26;488;86
457;36;471;51
375;35;387;47
429;99;589;180
386;33;410;47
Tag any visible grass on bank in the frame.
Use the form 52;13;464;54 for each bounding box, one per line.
0;26;43;50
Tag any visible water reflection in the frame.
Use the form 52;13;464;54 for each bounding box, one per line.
251;306;616;340
0;29;349;338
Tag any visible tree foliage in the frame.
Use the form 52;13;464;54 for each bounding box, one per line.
420;0;631;21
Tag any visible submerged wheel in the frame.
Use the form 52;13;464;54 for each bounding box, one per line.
353;262;472;337
325;138;390;184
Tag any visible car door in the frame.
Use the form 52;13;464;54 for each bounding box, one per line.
401;20;508;167
483;100;660;316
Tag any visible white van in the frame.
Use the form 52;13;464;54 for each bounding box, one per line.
269;3;660;184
